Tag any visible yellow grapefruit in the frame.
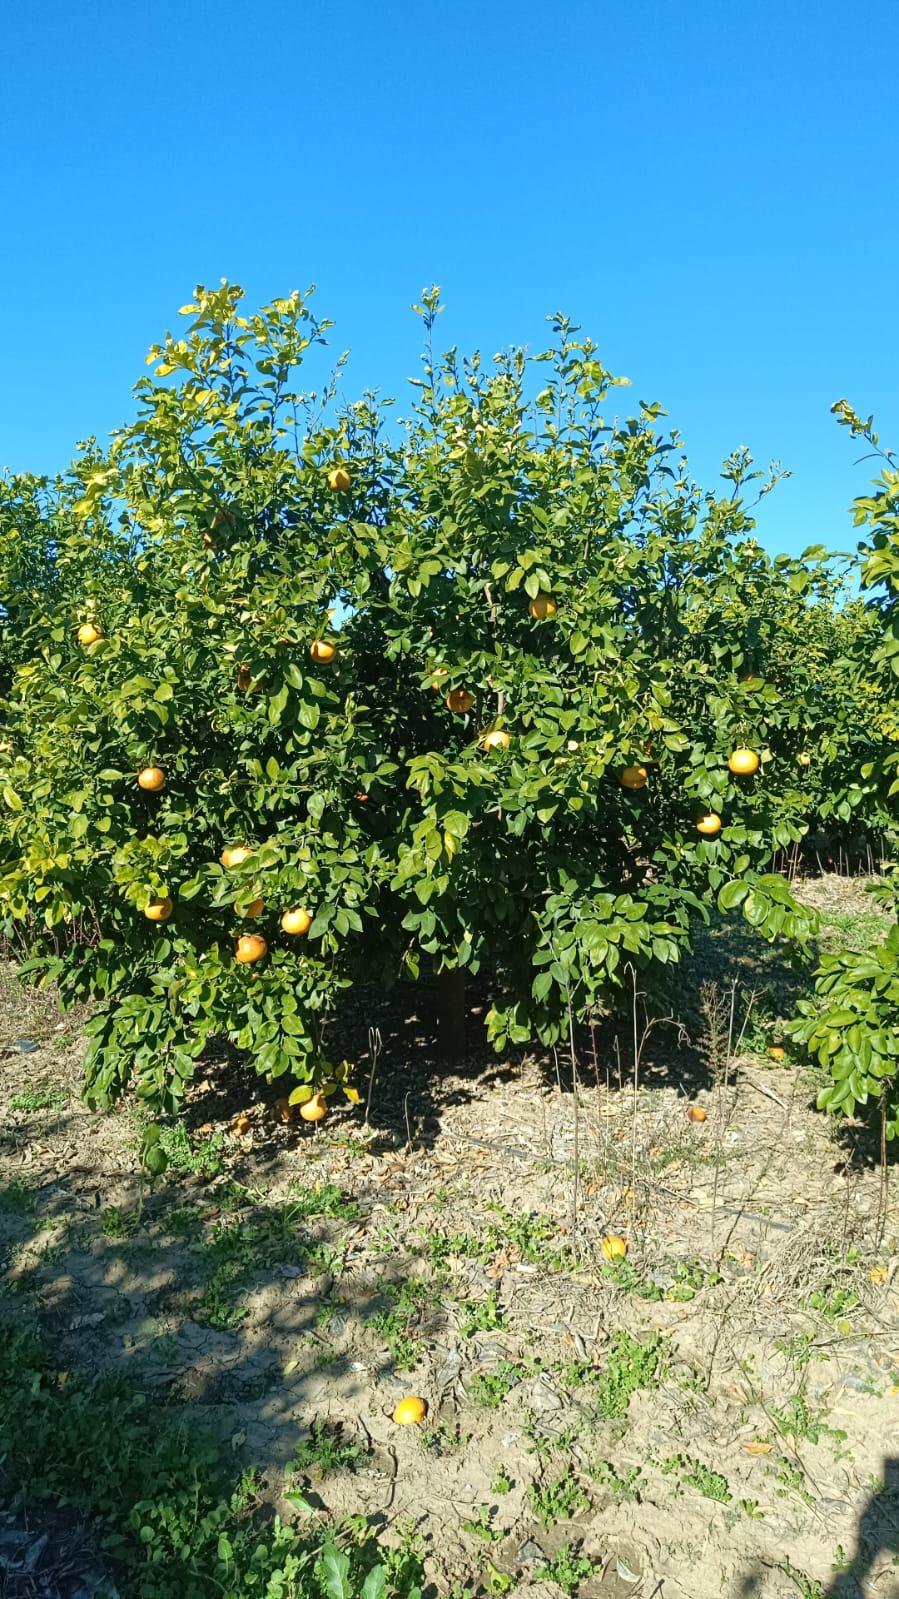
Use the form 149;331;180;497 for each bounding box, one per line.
529;593;557;620
310;639;337;665
392;1395;427;1425
221;845;254;869
235;934;267;964
328;466;351;492
621;765;648;790
299;1092;327;1123
77;622;102;646
728;748;759;776
483;729;511;752
601;1235;628;1262
696;813;722;837
281;908;313;936
446;688;474;714
137;766;166;792
144;897;173;922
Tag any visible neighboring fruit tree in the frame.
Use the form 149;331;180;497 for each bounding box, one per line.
0;285;882;1113
791;404;899;1140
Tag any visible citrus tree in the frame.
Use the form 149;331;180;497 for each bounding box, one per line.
790;403;899;1138
0;283;848;1113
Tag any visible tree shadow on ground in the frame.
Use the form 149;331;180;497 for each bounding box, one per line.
824;1458;899;1597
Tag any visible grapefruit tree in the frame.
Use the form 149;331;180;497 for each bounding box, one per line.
791;403;899;1139
0;283;856;1112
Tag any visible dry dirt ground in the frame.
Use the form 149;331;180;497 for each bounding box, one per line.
1;877;898;1599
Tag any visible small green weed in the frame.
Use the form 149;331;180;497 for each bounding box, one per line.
461;1504;501;1543
291;1419;364;1477
528;1474;591;1528
540;1547;596;1593
368;1277;431;1370
592;1330;665;1420
467;1361;526;1409
491;1473;512;1495
663;1453;732;1503
588;1459;644;1501
771;1394;847;1450
804;1283;858;1321
100;1206;137;1239
486;1206;572;1269
425;1228;492;1269
457;1289;503;1336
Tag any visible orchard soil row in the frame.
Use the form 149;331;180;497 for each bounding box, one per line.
1;876;897;1599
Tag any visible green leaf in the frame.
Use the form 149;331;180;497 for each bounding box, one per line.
318;1546;352;1599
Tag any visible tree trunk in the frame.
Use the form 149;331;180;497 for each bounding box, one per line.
435;968;467;1062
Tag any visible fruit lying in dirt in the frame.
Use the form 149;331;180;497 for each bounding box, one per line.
77;621;102;645
281;907;313;936
728;747;760;776
235;934;267;964
529;593;557;620
273;1097;294;1122
144;897;173;922
392;1395;427;1425
686;1105;707;1123
137;766;166;792
695;813;722;837
768;1045;786;1061
299;1092;327;1124
620;765;648;790
232;1112;252;1135
310;638;337;664
483;729;511;752
601;1234;628;1262
446;688;474;714
237;897;264;918
328;466;351;492
221;845;254;869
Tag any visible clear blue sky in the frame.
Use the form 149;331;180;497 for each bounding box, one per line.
2;0;897;557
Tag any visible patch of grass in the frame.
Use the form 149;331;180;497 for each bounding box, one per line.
157;1121;225;1179
287;1179;359;1220
0;1177;36;1215
457;1289;503;1336
467;1361;526;1409
528;1474;591;1528
10;1089;68;1113
290;1419;364;1478
0;1323;425;1599
99;1206;138;1239
192;1201;325;1329
490;1473;512;1495
368;1277;432;1370
662;1452;732;1503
